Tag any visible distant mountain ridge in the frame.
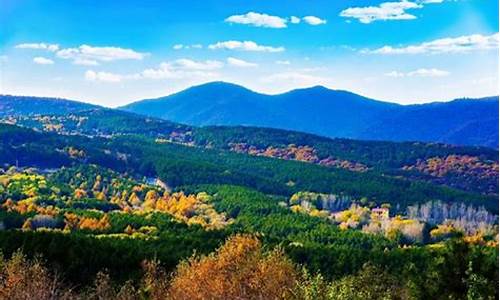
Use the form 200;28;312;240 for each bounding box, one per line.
1;84;498;148
121;82;499;148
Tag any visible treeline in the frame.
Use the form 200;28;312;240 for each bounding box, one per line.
6;109;189;138
192;125;498;168
0;234;497;299
407;201;498;235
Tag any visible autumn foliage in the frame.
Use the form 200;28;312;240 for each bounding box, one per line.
0;235;298;300
0;252;71;300
168;234;298;300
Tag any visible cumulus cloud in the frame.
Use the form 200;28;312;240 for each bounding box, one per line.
85;58;222;83
33;57;54;65
385;68;450;77
302;16;327;25
227;57;257;67
224;12;326;28
366;33;499;54
16;43;59;52
57;45;147;64
340;1;422;24
225;12;287;28
208;40;284;52
141;59;222;79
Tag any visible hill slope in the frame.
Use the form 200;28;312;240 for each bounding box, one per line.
0;95;99;116
2;102;497;195
121;82;499;148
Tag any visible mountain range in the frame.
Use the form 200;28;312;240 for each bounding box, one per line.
121;82;499;148
1;81;498;148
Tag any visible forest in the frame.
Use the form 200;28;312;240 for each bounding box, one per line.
0;107;498;299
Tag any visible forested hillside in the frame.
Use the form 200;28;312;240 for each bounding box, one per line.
3;109;498;196
120;82;499;148
0;95;99;116
0;95;498;299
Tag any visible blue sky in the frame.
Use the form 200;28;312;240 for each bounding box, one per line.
0;0;498;106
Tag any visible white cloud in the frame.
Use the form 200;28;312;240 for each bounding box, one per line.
340;1;422;24
224;12;326;28
85;70;123;82
407;68;450;77
227;57;257;67
33;57;54;65
275;60;291;65
57;45;147;64
15;43;59;52
302;16;327;25
169;58;223;70
208;40;284;52
385;68;450;77
290;16;301;24
367;33;499;54
225;12;287;28
141;60;220;80
173;44;203;50
85;59;222;83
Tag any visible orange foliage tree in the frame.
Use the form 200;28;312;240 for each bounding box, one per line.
167;234;298;300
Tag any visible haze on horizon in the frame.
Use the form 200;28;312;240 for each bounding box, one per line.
0;0;498;107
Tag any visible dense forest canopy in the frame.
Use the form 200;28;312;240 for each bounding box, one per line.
0;95;498;299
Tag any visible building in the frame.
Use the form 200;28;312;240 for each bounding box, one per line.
371;207;389;220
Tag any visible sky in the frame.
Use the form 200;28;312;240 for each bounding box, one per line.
0;0;498;107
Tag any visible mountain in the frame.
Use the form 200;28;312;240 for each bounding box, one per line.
121;82;499;148
0;95;99;116
362;97;499;149
121;82;396;138
120;82;277;127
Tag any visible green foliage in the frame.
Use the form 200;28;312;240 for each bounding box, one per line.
0;122;498;299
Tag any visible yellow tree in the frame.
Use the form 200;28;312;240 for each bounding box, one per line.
128;192;142;207
22;219;33;231
143;190;159;211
